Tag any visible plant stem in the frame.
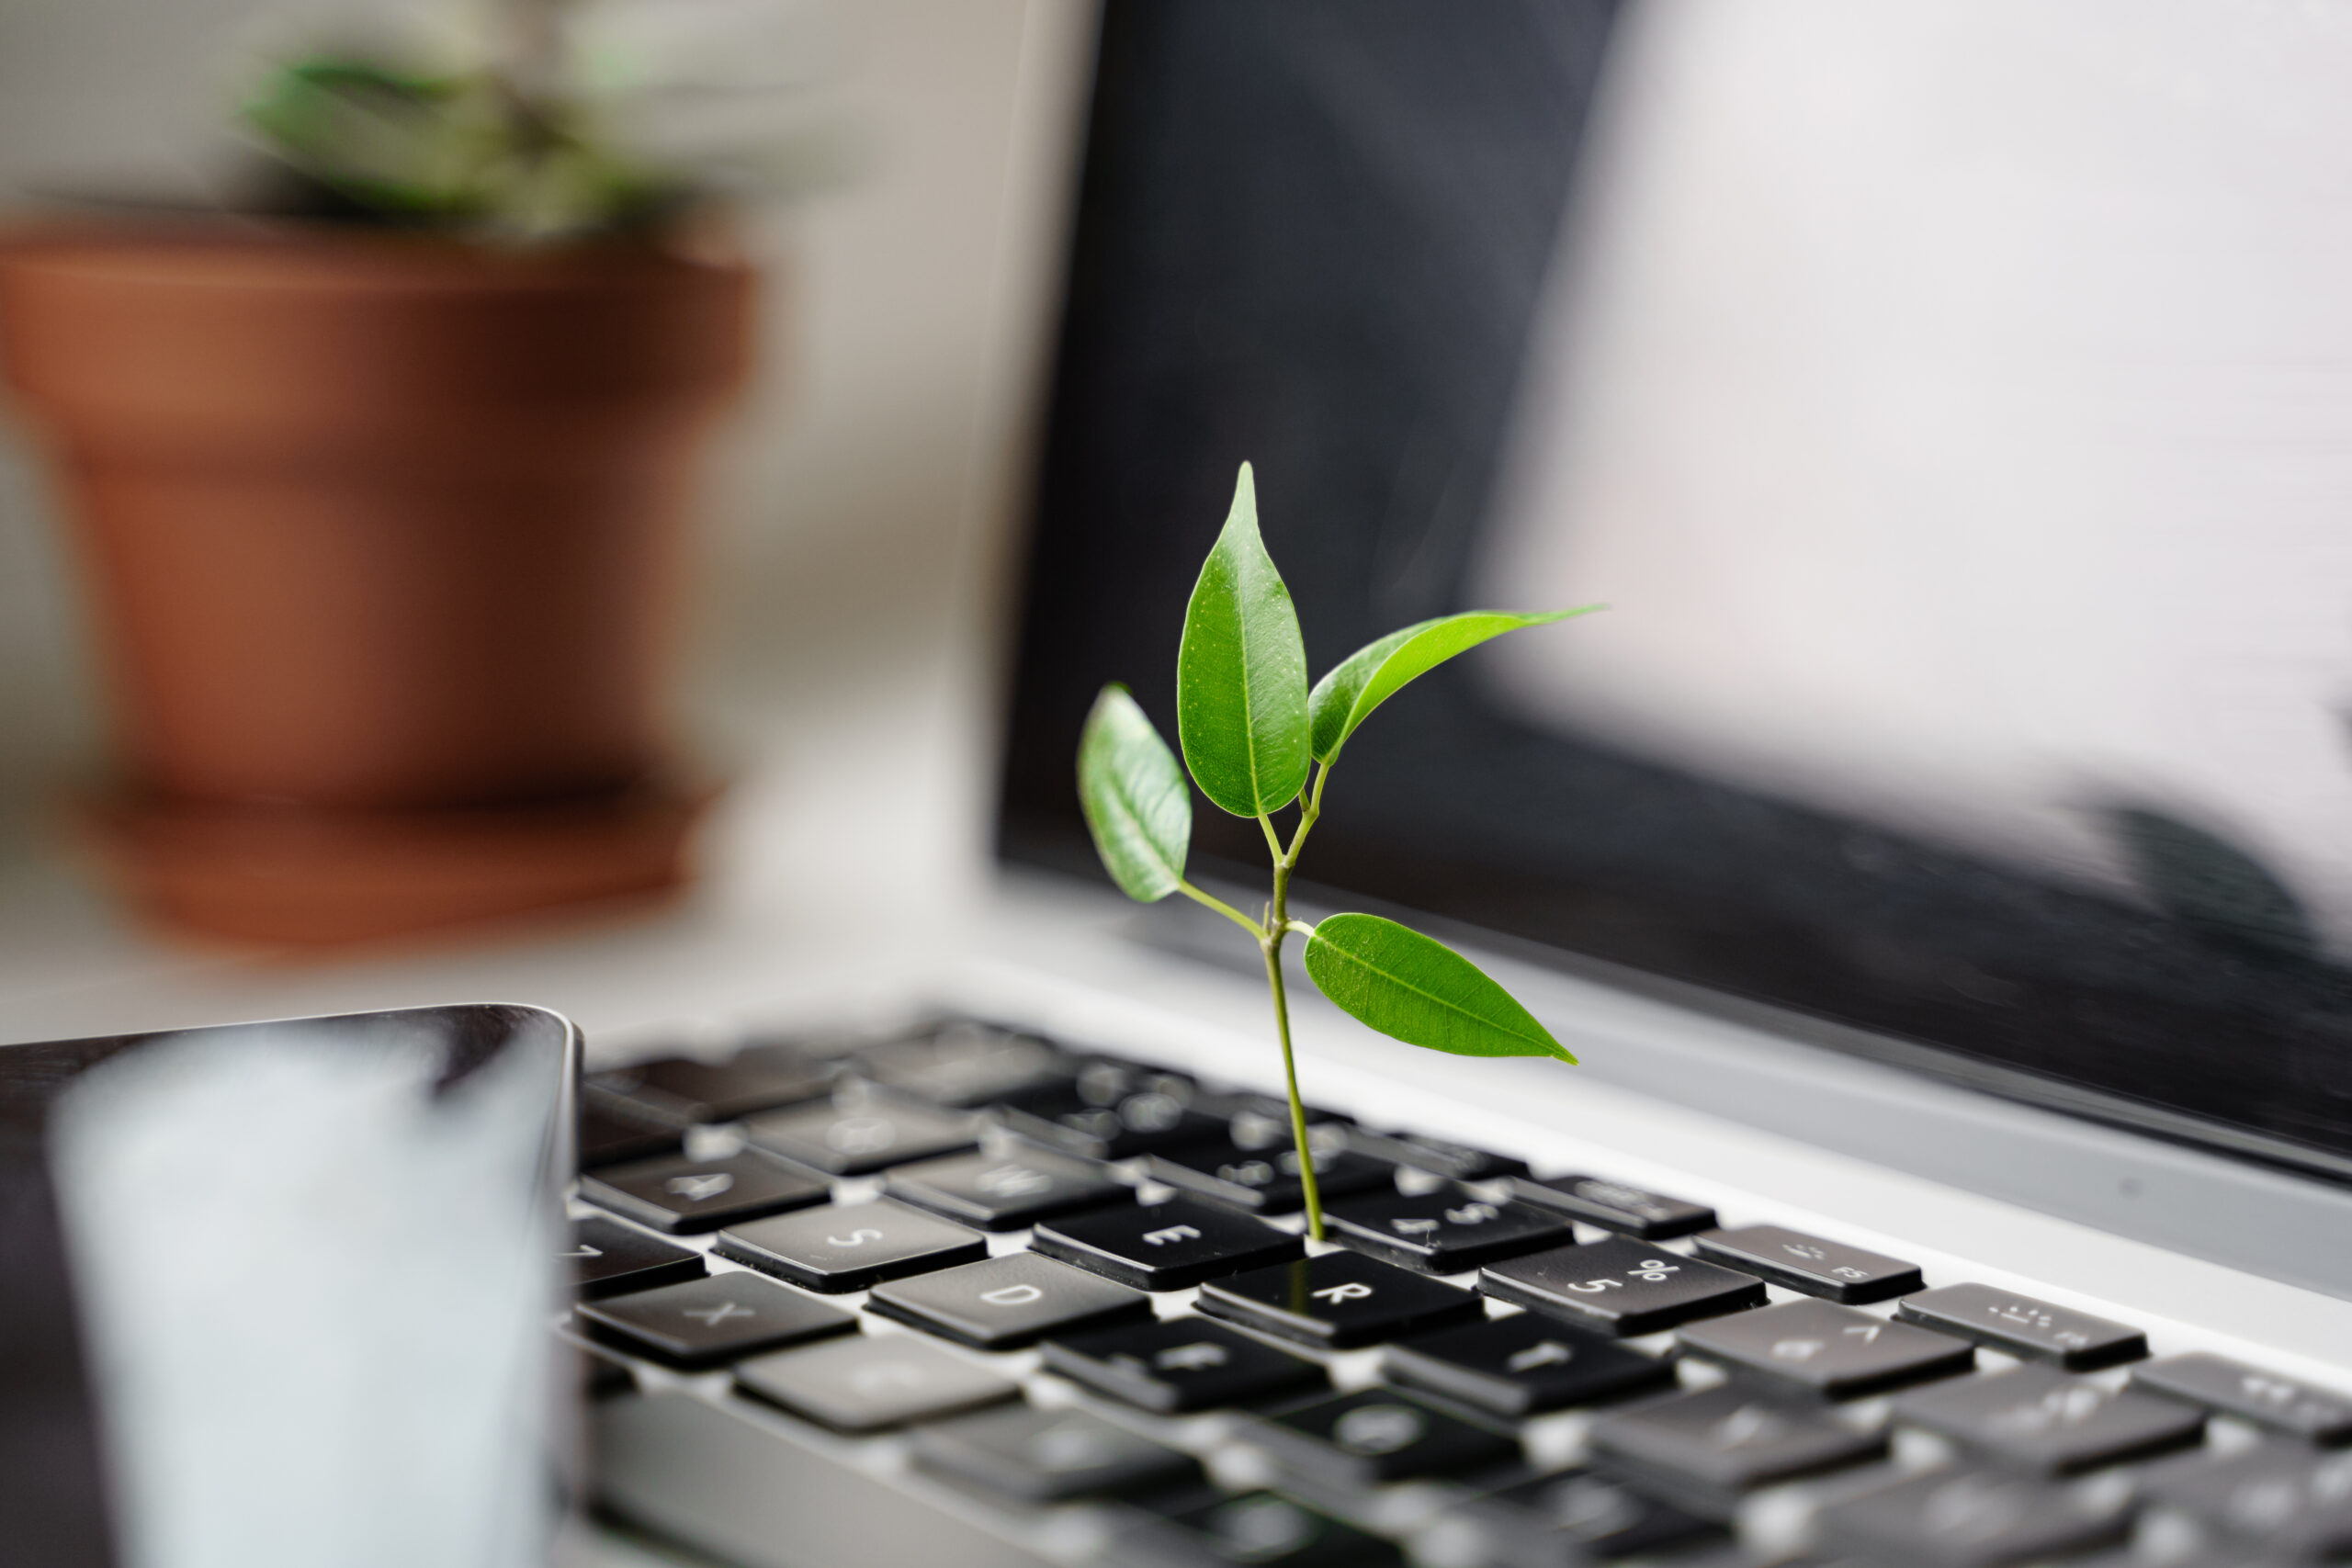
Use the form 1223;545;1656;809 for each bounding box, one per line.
1177;879;1262;938
1260;808;1326;1241
1260;925;1325;1242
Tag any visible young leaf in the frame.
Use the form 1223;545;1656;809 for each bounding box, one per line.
1303;912;1577;1063
1308;608;1598;766
1177;463;1313;818
1077;684;1192;902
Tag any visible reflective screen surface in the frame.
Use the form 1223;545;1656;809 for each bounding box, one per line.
999;0;2352;1181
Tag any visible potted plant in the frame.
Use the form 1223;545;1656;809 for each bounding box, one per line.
0;0;833;945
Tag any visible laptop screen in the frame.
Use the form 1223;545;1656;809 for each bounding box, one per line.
997;1;2352;1183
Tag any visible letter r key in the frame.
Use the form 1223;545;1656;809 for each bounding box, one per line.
1312;1282;1376;1303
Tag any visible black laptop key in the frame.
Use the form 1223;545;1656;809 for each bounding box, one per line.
1131;1491;1406;1567
1326;1189;1573;1274
579;1151;830;1234
865;1252;1151;1349
1895;1283;2146;1371
586;1052;834;1125
1031;1197;1303;1290
1815;1464;2131;1566
911;1404;1200;1502
1678;1299;1973;1401
734;1332;1018;1433
1195;1251;1483;1349
578;1101;684;1168
2141;1444;2352;1559
1145;1137;1396;1214
741;1097;978;1175
1589;1384;1888;1493
1506;1175;1716;1239
1253;1388;1516;1487
998;1085;1230;1159
1041;1316;1326;1413
852;1023;1072;1108
1468;1468;1725;1564
1382;1314;1674;1417
882;1145;1127;1231
2132;1352;2352;1444
1211;1091;1355;1130
574;1271;855;1366
1348;1128;1530;1181
1690;1224;1923;1304
1479;1237;1766;1337
567;1213;707;1299
713;1197;986;1292
1894;1363;2206;1476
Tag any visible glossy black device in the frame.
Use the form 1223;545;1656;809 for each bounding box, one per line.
996;0;2352;1183
0;1002;576;1568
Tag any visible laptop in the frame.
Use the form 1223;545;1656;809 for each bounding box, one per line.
28;4;2352;1565
571;5;2352;1564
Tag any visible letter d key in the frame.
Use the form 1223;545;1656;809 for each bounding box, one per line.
981;1283;1045;1306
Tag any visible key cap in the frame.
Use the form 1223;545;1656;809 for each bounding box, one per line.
852;1023;1073;1108
1144;1137;1396;1214
1690;1224;1923;1304
1895;1283;2146;1371
567;1213;706;1299
1347;1128;1529;1182
2132;1352;2352;1444
1069;1055;1198;1104
865;1252;1151;1349
574;1271;855;1367
1030;1196;1304;1291
911;1403;1199;1501
1327;1189;1573;1274
882;1145;1127;1231
578;1101;683;1169
1124;1492;1406;1568
1251;1388;1516;1487
1464;1468;1724;1564
741;1096;978;1176
2141;1443;2352;1560
734;1332;1018;1433
1589;1384;1888;1494
1505;1175;1716;1239
585;1052;835;1125
1195;1251;1483;1349
1815;1464;2131;1566
1678;1298;1973;1401
1383;1314;1675;1417
1479;1237;1766;1337
579;1151;831;1235
1894;1363;2205;1476
997;1085;1230;1159
1205;1090;1355;1129
713;1197;987;1292
1040;1316;1326;1413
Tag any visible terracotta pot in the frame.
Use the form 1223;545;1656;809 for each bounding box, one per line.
0;223;754;943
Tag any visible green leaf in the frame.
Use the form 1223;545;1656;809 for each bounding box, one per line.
1177;463;1314;817
1077;684;1192;902
1308;607;1600;766
1303;912;1576;1063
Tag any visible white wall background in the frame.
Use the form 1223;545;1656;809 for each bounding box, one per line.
0;0;1097;990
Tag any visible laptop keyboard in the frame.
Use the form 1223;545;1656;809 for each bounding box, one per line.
567;1016;2351;1567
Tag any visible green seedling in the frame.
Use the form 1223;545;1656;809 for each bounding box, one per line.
1077;461;1597;1239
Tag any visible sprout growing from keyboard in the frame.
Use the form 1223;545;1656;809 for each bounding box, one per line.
1077;462;1593;1241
